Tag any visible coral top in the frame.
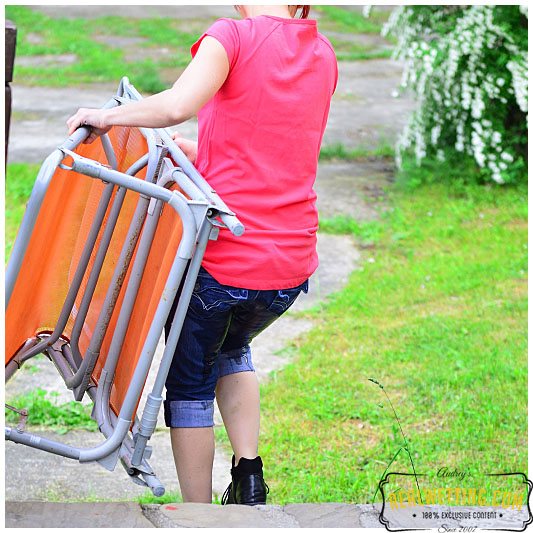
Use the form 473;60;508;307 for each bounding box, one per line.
192;16;337;289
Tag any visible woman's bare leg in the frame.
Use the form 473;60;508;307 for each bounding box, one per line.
215;371;260;464
170;426;214;502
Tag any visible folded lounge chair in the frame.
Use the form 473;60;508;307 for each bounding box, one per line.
5;78;244;495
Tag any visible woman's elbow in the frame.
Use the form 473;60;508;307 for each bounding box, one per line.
168;104;194;126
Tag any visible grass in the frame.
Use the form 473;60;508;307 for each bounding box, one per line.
251;163;526;504
314;5;391;34
319;141;395;161
137;490;183;505
5;5;204;92
5;387;98;434
5;163;41;260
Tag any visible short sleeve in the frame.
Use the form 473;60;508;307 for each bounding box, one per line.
191;18;240;70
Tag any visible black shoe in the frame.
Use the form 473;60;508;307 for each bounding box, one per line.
221;455;269;505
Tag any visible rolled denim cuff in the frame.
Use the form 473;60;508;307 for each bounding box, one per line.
164;399;214;428
218;345;255;378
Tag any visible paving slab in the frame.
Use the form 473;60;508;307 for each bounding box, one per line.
283;502;364;528
159;502;301;528
5;501;153;528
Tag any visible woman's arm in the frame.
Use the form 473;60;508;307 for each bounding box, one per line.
66;36;229;143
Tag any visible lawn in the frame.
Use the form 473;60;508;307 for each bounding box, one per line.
249;175;528;504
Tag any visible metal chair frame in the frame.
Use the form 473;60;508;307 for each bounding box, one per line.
5;78;244;496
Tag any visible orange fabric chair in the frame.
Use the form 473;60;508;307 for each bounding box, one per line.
5;126;183;417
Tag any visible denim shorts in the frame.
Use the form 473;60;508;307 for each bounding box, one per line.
163;267;308;428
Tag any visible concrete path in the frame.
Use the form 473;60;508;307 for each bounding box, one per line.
7;501;526;529
5;501;384;528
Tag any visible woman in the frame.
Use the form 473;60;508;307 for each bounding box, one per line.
68;4;337;505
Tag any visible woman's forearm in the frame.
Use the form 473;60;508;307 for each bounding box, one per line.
103;89;191;129
67;36;228;143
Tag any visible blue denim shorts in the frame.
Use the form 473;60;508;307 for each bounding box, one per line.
163;267;308;428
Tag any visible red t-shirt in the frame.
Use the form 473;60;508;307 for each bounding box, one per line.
191;16;337;289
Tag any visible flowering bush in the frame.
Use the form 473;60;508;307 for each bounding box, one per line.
380;5;528;184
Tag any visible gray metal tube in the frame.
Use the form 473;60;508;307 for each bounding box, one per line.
47;345;74;381
69;155;175;204
160;136;244;237
94;196;164;433
66;156;153;389
115;192;197;429
61;344;78;372
140;472;165;497
5;361;21;383
5;337;39;383
18;183;115;364
6;426;80;460
77;417;132;463
131;219;212;466
68;185;128;369
171;169;208;203
100;134;118;171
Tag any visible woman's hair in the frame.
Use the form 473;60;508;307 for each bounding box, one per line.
299;5;311;19
289;5;310;19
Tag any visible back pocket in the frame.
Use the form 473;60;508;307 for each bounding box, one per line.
190;274;249;316
266;280;308;316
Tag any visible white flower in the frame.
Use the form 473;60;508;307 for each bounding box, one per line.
492;131;502;144
384;5;526;185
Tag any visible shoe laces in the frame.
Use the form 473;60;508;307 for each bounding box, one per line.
221;482;232;505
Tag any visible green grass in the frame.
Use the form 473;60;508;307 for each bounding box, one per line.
319;141;395;161
314;5;395;61
5;5;203;92
334;48;393;62
5;163;41;260
137;490;183;505
254;175;527;504
5;387;98;434
314;5;391;34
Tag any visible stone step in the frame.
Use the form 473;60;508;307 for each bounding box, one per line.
7;501;526;529
5;501;383;528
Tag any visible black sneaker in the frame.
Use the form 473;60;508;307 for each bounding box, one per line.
221;455;269;505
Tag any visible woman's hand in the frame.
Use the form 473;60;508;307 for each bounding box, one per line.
66;108;111;144
171;131;198;165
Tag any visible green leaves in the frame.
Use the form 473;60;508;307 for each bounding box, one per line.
5;388;97;434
